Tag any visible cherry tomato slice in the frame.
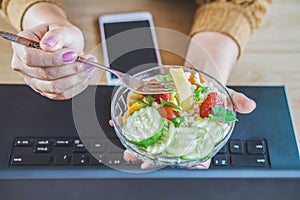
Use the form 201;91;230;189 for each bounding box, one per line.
157;105;179;120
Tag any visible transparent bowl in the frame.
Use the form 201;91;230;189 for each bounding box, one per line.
111;65;236;167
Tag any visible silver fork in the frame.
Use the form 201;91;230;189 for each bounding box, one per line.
0;31;175;95
77;57;175;94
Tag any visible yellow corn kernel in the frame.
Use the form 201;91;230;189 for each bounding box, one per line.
122;103;141;124
128;103;141;115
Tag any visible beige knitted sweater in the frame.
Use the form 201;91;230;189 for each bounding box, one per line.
0;0;272;54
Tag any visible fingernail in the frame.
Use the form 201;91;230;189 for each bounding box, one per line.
141;163;147;169
123;153;130;162
141;161;152;169
43;37;57;47
62;51;78;63
123;150;139;162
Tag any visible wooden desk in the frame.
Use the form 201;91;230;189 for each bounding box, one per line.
0;0;299;143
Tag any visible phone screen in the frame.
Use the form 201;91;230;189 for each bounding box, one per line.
103;21;159;79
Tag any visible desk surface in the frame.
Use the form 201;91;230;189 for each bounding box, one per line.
0;0;299;144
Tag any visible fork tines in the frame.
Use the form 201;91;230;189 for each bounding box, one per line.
142;80;176;91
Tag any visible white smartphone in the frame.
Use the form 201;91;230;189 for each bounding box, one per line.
99;12;162;85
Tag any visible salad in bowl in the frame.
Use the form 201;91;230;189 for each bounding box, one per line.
111;65;236;167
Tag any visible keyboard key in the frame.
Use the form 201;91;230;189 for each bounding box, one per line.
11;154;51;166
53;154;70;165
74;139;81;145
71;154;88;165
90;154;105;165
247;139;266;155
11;137;271;168
218;145;228;154
54;139;71;147
229;140;245;154
73;143;87;153
15;139;32;147
36;140;50;145
106;153;124;165
34;146;50;153
213;154;229;167
231;155;268;167
90;141;106;152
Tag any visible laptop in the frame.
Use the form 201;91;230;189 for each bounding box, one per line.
0;84;300;199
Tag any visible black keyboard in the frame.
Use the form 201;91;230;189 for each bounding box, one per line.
9;137;270;168
211;138;270;168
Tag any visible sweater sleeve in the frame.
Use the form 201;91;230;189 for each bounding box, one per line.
0;0;63;31
191;0;272;57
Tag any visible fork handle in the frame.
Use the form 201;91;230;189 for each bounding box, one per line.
76;56;121;78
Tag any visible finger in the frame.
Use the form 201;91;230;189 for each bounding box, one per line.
141;160;156;170
187;159;211;169
109;120;114;127
12;55;84;80
123;150;140;162
229;89;257;114
13;24;83;67
20;63;86;81
23;68;94;94
13;54;96;80
39;76;91;100
17;24;50;42
12;42;79;67
109;116;123;127
11;51;21;72
40;25;83;52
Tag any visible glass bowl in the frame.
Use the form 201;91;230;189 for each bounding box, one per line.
111;65;236;167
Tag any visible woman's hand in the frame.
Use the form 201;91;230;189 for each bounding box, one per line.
11;23;96;100
184;31;257;121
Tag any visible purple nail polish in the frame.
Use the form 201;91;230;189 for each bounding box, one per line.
43;37;57;47
62;51;78;63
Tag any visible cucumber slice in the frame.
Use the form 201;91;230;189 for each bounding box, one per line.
192;119;224;144
122;107;164;147
166;126;207;157
146;120;176;154
182;134;214;160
